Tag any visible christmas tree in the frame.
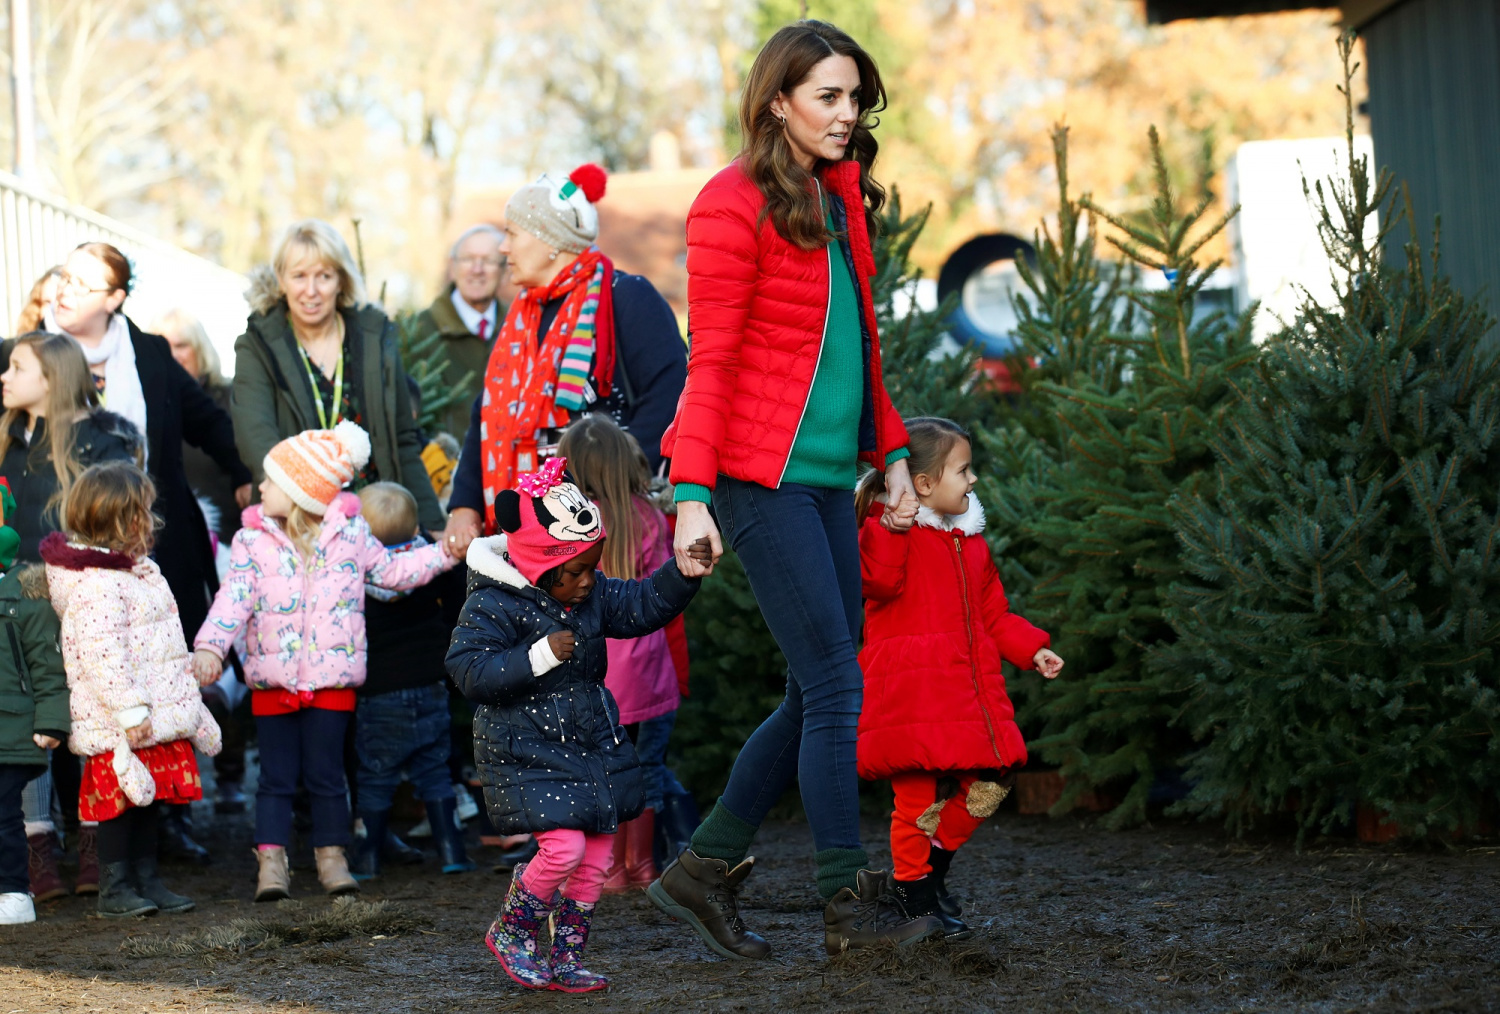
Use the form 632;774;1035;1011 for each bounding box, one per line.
989;124;1257;827
1158;36;1500;840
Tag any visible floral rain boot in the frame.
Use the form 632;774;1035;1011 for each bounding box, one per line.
549;897;609;993
484;861;553;990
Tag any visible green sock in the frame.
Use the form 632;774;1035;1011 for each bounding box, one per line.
815;847;870;899
687;798;759;866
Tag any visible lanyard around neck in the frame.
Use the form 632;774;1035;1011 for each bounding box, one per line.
298;340;343;430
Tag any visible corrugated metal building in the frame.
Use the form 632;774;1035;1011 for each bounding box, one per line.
1148;0;1500;325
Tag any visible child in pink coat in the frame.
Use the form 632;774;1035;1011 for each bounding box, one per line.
41;462;222;919
192;422;457;901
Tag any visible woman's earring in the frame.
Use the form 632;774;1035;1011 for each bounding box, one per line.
548;250;559;261
778;114;787;128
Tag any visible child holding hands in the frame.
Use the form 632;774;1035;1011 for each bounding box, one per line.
447;457;708;993
41;462;222;918
855;417;1064;938
193;422;457;901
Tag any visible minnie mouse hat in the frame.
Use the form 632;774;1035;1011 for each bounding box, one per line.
494;456;606;584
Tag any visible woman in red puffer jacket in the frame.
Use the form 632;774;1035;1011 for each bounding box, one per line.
856;418;1065;939
649;20;935;960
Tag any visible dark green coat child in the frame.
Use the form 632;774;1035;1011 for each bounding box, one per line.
0;479;68;768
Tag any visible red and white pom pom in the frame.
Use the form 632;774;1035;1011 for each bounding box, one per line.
569;164;608;203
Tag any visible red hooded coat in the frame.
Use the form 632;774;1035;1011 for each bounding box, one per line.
661;160;908;490
856;494;1050;780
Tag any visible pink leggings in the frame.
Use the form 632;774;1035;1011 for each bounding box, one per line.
518;829;616;904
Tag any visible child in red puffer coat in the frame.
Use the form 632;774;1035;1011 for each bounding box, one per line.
854;417;1064;939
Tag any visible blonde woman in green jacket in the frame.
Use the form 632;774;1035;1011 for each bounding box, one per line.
231;220;442;531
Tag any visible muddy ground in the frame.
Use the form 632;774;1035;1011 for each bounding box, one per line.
2;781;1497;1014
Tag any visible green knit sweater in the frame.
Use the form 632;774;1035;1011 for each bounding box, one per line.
675;215;906;504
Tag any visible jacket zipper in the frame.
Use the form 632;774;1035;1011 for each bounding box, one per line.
7;623;28;693
776;179;833;488
954;534;1001;761
599;685;620;745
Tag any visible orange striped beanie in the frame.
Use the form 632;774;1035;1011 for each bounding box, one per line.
263;421;372;515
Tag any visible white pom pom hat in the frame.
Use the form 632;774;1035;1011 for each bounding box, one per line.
263;420;372;515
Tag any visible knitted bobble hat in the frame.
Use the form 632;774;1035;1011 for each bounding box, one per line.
262;421;372;515
504;164;608;254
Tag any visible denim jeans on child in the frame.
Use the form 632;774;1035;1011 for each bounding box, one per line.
255;709;352;848
709;477;864;854
0;764;43;894
353;683;454;814
21;760;54;835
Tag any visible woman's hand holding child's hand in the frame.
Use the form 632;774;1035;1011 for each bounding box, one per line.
684;537;714;567
126;717;153;749
547;630;577;662
32;734;59;750
193;649;223;686
1034;648;1064;679
881;458;919;533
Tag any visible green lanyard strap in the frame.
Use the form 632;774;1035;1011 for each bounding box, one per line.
299;342;344;430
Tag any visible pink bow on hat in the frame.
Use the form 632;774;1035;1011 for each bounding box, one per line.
517;456;569;497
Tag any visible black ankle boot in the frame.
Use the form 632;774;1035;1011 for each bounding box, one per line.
351;811;387;880
424;797;475;874
133;854;195;913
889;875;972;940
97;861;158;918
927;845;961;917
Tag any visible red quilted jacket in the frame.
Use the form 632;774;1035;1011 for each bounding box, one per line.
856;494;1051;780
662;160;908;490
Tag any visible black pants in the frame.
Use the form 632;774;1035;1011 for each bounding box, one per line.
0;764;43;894
97;803;161;865
202;682;251;785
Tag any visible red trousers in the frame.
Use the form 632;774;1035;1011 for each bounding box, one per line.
890;771;989;881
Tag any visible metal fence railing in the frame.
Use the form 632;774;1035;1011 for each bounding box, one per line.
1;169;249;374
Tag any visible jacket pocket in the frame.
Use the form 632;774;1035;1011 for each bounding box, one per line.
0;690;37;747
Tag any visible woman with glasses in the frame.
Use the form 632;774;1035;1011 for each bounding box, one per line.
29;242;252;647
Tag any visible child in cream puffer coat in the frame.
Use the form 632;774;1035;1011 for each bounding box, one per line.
193;422;457;901
41;462;221;919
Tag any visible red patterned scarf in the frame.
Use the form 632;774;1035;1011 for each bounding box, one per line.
479;247;617;533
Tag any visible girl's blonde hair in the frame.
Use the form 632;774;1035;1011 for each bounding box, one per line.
271;219;367;310
854;417;970;520
0;332;108;521
281;503;323;564
64;461;160;559
152;308;223;385
557;415;650;579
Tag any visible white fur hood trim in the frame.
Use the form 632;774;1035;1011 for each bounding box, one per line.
465;534;531;590
916;491;986;536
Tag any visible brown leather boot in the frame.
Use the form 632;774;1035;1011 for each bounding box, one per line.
315;846;360;896
254;846;291;902
823;870;943;956
647;849;771;960
27;832;67;902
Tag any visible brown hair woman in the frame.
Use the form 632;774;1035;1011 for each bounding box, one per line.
649;20;938;958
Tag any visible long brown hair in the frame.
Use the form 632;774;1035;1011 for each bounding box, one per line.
739;19;887;250
14;266;62;334
855;417;970;519
64;461;160;559
0;332;107;521
556;416;651;580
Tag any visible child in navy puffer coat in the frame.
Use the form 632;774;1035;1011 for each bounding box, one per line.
446;456;706;994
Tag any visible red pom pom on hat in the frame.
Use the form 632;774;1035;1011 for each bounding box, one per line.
569;163;608;203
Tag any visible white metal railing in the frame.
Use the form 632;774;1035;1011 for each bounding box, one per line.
1;169;249;373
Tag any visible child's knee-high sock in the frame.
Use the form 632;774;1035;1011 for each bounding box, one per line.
558;832;616;905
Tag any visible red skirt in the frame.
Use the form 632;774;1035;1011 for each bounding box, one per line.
79;739;202;822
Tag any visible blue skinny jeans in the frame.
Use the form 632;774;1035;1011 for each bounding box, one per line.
711;477;863;854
